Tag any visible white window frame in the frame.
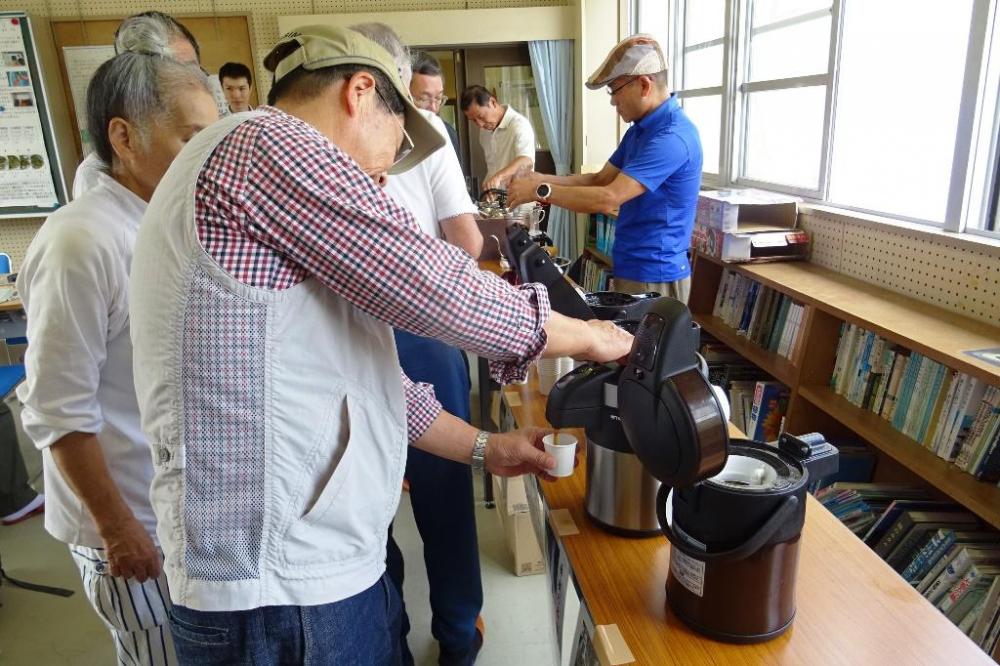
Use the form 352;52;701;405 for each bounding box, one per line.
960;0;1000;237
662;0;1000;237
670;1;842;198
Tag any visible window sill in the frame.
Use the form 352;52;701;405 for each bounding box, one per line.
799;203;1000;254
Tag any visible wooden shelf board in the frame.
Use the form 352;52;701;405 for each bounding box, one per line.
696;253;1000;385
695;313;798;385
799;384;1000;531
583;245;613;268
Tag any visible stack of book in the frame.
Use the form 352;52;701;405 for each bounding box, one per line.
818;483;1000;651
711;270;805;360
593;213;616;256
699;337;788;440
579;254;611;292
830;324;1000;483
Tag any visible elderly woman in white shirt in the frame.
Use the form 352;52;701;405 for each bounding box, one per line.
17;52;217;666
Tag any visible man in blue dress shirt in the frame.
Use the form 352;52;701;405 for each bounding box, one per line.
508;34;702;301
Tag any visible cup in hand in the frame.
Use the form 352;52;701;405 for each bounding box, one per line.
543;432;578;478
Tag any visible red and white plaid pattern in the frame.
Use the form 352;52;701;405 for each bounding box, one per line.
194;107;550;441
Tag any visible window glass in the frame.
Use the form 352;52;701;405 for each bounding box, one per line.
681;95;722;173
744;85;827;190
749;15;831;81
683;44;724;90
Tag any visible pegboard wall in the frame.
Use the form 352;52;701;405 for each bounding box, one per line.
799;209;1000;326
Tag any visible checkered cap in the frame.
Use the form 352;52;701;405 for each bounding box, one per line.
586;34;667;90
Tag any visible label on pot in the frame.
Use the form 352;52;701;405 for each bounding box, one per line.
671;549;706;597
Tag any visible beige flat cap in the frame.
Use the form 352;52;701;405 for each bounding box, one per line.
586;34;667;90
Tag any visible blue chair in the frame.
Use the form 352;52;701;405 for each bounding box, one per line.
0;253;11;275
0;363;25;399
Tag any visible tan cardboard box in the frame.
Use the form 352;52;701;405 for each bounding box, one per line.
493;476;544;576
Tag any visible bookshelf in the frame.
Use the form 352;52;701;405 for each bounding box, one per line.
690;252;1000;531
583;245;612;268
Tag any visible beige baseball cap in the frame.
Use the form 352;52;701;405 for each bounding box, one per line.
586;34;667;90
264;24;444;174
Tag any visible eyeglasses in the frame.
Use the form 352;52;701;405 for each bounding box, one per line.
606;77;639;97
414;93;448;109
375;87;414;167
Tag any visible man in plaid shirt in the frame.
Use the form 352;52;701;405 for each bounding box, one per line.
130;25;632;664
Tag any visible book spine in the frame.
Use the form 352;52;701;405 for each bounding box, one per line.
955;388;995;470
968;392;1000;474
913;361;945;442
713;270;732;317
830;322;849;389
907;530;959;584
939;566;984;613
892;353;923;430
882;352;909;419
874;350;898;416
928;371;961;451
926;549;974;604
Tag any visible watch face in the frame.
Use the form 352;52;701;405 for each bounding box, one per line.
537;183;551;199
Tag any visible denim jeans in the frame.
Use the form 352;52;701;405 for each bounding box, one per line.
168;574;402;665
389;330;481;664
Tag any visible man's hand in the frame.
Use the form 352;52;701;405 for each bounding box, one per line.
507;170;544;208
577;319;635;363
101;517;161;582
482;173;509;193
485;428;558;479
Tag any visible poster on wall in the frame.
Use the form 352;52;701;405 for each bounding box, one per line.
0;12;67;217
63;45;114;156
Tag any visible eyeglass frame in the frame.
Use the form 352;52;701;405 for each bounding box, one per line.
606;76;640;97
414;93;448;109
374;85;415;167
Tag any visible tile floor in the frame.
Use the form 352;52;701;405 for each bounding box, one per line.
0;377;558;665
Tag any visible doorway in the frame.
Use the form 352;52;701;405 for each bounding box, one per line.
415;43;555;197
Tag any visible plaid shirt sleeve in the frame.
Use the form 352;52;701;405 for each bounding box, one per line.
401;372;441;444
238;117;549;385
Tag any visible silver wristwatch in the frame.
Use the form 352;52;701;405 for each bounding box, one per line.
471;431;489;473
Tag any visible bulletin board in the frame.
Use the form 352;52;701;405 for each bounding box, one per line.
49;14;259;163
0;12;69;219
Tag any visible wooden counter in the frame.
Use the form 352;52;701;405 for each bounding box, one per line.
502;370;993;665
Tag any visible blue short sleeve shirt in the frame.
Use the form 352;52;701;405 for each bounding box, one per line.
609;95;703;282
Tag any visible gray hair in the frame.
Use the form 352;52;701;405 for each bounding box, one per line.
349;22;412;88
86;52;211;168
114;11;201;61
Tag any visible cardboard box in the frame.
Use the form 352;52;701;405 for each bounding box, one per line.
692;223;810;263
493;476;544;576
696;189;799;233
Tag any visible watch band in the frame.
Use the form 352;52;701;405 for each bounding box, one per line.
471;430;490;473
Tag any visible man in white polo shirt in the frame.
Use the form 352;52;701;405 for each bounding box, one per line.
460;85;535;195
359;23;486;664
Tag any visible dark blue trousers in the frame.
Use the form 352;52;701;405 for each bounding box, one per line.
389;330;481;664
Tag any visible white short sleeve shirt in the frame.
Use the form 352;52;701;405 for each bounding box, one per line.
479;105;536;180
385;111;477;240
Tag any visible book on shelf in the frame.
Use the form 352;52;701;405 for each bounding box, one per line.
883;512;979;571
710;270;805;360
748;381;790;442
901;530;1000;585
592;213;616;256
830;324;1000;484
971;577;1000;644
924;547;1000;606
873;510;978;559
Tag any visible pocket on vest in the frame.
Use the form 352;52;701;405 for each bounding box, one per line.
281;392;399;567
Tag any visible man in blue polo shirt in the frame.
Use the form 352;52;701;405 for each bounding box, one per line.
508;34;702;301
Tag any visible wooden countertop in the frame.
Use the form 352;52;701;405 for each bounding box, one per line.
0;299;22;313
503;370;993;665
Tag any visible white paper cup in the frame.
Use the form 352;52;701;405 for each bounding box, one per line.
543;432;578;478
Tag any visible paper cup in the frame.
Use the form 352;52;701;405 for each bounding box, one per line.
543;432;578;478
